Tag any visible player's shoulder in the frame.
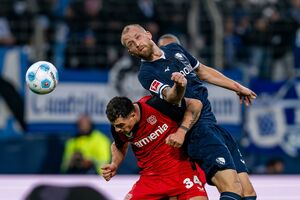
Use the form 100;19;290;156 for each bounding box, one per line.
139;59;156;74
138;95;163;108
161;43;184;51
138;95;152;104
138;62;157;82
139;61;152;70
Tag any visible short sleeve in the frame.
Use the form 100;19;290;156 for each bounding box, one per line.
111;126;126;149
138;66;170;99
175;44;200;70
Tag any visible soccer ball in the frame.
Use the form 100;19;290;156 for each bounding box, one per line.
25;61;59;94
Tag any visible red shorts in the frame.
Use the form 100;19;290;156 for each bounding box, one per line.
125;164;207;200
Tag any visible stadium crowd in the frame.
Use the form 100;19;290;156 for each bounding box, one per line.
0;0;299;80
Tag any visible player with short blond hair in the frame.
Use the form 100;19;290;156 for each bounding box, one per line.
121;24;257;200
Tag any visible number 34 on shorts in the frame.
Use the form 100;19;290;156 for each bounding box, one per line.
183;175;205;190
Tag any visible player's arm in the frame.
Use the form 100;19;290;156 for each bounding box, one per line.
111;141;128;168
166;97;202;148
176;43;257;106
161;72;187;105
138;65;185;104
194;63;257;106
101;142;129;181
180;97;202;132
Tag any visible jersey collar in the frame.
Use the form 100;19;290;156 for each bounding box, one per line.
141;50;165;62
159;50;166;59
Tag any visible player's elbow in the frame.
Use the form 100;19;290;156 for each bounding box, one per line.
196;64;210;81
187;98;203;115
191;99;203;114
163;88;184;105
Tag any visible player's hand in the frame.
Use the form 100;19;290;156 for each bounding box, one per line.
101;163;118;181
171;72;187;88
166;130;186;148
235;83;257;106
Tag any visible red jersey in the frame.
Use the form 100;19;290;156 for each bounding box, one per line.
112;95;190;176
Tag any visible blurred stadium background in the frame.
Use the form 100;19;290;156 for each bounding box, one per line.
1;0;300;199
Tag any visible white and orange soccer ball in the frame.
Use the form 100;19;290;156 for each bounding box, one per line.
25;61;59;94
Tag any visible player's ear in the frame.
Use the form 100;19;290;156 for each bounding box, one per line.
129;110;137;120
145;31;152;40
130;111;135;118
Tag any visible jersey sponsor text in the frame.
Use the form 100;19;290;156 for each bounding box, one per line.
134;124;169;147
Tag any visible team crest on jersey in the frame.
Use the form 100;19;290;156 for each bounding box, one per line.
175;53;185;61
216;157;226;165
147;115;157;125
174;53;194;76
150;80;163;94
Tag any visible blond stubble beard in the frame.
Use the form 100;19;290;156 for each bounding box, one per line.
133;42;154;61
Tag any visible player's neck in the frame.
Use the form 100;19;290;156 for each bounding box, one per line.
150;45;163;61
133;104;141;123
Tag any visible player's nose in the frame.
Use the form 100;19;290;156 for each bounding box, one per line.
135;40;141;48
115;127;123;133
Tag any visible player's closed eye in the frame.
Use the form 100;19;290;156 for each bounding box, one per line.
115;124;124;129
127;42;133;48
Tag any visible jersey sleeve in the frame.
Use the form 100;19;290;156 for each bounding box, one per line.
111;126;126;149
175;43;200;70
146;96;186;123
138;67;170;99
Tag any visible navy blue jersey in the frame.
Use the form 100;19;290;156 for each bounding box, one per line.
138;43;216;124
